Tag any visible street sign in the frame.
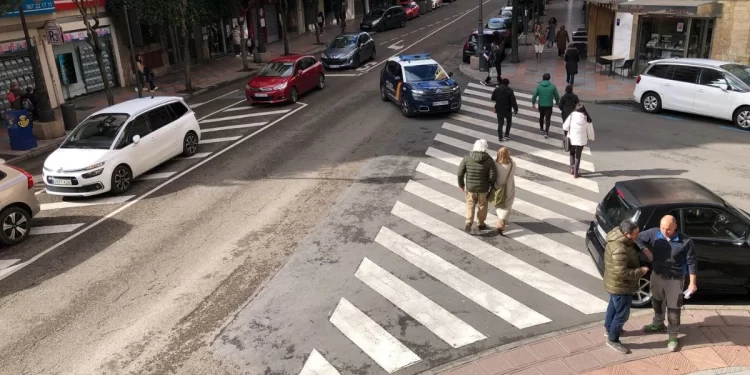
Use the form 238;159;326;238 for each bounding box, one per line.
44;21;64;45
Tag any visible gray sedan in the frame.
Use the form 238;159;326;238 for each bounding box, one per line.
320;32;376;69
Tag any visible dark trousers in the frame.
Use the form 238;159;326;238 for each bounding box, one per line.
651;273;684;339
558;47;565;57
604;294;632;342
496;112;512;138
569;145;584;175
538;106;553;132
566;73;576;85
137;72;155;91
234;44;241;55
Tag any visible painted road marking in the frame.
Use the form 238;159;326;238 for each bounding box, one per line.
175;152;212;160
376;226;551;328
299;349;340;375
404;180;600;278
448;112;591;155
139;172;177;180
325;73;359;77
468;82;534;100
392;202;607;313
388;40;404;50
355;258;487;348
462;103;562;126
0;259;20;270
188;89;238;109
41;195;136;211
416;154;588;238
0;103;308;282
30;223;85;235
200;110;291;123
200;136;242;144
329;297;421;374
463;89;561;114
201;122;268;133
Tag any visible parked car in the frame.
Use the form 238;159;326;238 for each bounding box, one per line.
462;30;495;63
360;6;407;32
245;55;325;104
497;8;526;33
43;97;201;197
320;32;376;69
586;178;750;308
400;1;420;19
633;58;750;129
0;163;40;245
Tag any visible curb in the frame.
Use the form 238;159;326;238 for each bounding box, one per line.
5;139;64;165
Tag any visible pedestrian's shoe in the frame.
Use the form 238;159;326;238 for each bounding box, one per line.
480;81;488;86
569;167;574;175
478;223;488;230
539;129;544;134
667;338;680;352
604;328;624;337
504;136;510;141
464;223;472;233
642;323;668;334
606;340;630;354
544;132;549;139
153;86;159;91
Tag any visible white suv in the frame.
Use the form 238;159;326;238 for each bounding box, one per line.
633;58;750;129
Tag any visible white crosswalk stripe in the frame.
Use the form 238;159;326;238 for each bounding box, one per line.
299;349;341;375
302;82;608;374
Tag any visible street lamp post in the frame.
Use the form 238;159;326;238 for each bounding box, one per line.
18;5;55;122
476;0;484;72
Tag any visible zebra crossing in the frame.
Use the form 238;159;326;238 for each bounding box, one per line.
300;82;609;374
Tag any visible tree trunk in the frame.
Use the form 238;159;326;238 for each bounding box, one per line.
87;28;114;105
340;0;347;34
510;0;520;63
180;0;193;93
281;0;290;55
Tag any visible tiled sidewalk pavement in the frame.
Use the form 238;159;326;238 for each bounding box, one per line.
459;0;634;103
428;307;750;375
0;20;356;164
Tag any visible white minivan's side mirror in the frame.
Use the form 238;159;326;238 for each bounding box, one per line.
132;135;141;144
720;83;729;91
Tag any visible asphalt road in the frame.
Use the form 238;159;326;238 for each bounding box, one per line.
2;0;750;374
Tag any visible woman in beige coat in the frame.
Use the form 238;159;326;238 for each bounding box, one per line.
494;147;516;234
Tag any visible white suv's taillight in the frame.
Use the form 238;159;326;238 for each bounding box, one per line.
636;75;641;84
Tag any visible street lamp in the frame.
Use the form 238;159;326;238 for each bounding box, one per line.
18;5;55;122
476;0;485;72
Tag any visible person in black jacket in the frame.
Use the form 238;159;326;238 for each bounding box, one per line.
483;32;505;86
564;45;580;85
558;85;580;123
491;78;518;141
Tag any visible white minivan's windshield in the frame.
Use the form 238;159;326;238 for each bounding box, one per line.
721;64;750;87
61;113;129;149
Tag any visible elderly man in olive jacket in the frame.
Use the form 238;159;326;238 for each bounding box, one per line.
603;220;649;354
457;139;497;233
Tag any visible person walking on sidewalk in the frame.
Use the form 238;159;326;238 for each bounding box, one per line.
492;147;515;234
603;220;649;354
232;25;242;57
564;44;581;85
555;25;569;58
637;215;697;352
531;73;560;138
136;55;157;92
491;78;518;141
562;103;594;178
533;24;545;62
317;11;325;35
558;84;579;123
457;139;497;233
483;33;505;86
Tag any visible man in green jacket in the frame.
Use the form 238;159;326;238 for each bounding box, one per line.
457;139;497;233
603;220;649;354
531;73;560;139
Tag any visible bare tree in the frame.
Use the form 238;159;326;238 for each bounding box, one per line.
180;0;193;92
71;0;115;105
280;0;290;54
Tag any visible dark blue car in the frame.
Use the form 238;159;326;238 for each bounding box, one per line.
379;54;461;117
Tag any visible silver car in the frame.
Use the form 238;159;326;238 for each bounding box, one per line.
0;163;41;245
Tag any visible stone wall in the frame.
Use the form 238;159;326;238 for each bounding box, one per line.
711;0;750;64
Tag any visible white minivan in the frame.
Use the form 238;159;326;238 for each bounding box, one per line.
43;97;201;197
633;58;750;129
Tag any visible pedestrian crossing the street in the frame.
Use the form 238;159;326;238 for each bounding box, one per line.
301;83;608;374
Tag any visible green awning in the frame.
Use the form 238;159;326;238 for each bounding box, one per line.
617;0;722;17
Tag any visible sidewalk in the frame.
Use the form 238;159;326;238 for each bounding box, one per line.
459;0;634;103
430;306;750;375
0;20;352;165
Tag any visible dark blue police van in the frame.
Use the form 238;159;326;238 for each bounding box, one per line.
379;54;462;117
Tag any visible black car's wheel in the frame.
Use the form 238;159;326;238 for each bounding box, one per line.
353;54;361;68
0;206;31;245
631;276;652;308
110;164;133;194
182;131;199;157
641;92;661;113
380;84;389;102
289;87;299;103
401;99;412;117
317;74;325;90
733;106;750;130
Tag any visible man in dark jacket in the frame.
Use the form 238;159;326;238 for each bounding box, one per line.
564;45;580;85
603;220;649;354
457;139;497;233
531;73;560;139
491;78;518;141
637;215;697;352
558;85;579;123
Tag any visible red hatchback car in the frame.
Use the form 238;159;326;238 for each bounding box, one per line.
400;1;420;19
245;55;325;104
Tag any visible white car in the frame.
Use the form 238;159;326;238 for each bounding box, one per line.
43;97;201;197
633;58;750;129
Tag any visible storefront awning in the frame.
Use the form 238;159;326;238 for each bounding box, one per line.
616;0;722;17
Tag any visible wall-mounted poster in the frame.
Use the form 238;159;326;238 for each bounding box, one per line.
677;22;684;32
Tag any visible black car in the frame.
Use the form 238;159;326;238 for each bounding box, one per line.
586;178;750;308
320;32;376;69
360;6;407;32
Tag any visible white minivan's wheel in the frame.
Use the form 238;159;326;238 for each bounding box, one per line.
734;106;750;130
110;165;133;194
631;276;652;308
641;92;661;113
0;206;31;245
182;131;199;157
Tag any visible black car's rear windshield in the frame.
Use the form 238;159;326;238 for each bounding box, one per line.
601;188;639;225
469;34;494;44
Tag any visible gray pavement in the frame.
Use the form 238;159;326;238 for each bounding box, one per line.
1;0;750;374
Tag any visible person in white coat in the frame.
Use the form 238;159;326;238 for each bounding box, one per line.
562;102;595;178
493;147;516;234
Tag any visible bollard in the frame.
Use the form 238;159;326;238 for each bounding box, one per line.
61;102;78;131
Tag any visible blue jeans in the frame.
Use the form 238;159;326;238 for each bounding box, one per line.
604;294;632;342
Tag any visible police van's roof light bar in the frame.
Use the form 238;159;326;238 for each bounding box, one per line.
398;53;431;62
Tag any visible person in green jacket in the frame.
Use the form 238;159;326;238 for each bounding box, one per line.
457;139;497;233
531;73;560;139
603;220;649;354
